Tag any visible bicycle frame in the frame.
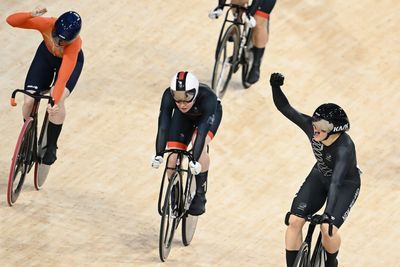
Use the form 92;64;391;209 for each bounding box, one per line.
11;89;53;167
7;89;53;206
285;212;332;266
157;149;195;222
215;4;253;64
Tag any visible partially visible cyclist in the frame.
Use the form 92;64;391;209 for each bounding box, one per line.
209;0;276;84
151;71;223;216
6;6;84;165
269;73;361;267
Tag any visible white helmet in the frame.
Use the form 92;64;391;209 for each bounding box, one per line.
169;71;199;102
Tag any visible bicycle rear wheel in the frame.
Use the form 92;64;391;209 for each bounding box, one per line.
182;174;198;246
159;171;181;262
211;24;240;99
182;214;198;246
34;114;50;190
293;242;310;267
241;30;254;89
7;118;35;206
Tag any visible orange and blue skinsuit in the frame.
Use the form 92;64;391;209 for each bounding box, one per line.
6;12;83;104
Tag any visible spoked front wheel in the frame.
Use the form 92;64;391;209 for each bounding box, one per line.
311;235;326;267
293;242;310;267
211;24;240;99
7;118;35;206
159;172;181;262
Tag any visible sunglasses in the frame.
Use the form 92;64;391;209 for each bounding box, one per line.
170;90;196;103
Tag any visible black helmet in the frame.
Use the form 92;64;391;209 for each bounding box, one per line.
312;103;350;134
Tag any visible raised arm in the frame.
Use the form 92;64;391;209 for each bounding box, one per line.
6;7;49;31
270;73;312;135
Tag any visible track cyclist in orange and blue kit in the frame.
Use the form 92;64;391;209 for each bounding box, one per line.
6;6;84;165
209;0;276;84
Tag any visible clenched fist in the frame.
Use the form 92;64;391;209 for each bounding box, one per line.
270;73;285;87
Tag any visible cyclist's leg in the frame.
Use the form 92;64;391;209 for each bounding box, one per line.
23;42;55;120
189;104;222;216
285;167;327;266
43;50;84;165
248;0;276;84
320;181;360;267
165;111;194;177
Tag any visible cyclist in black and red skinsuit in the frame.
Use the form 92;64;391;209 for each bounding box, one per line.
269;73;361;267
209;0;277;84
151;71;223;216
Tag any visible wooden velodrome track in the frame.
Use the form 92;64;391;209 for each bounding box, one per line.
0;1;399;266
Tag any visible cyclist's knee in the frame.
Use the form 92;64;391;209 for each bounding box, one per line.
286;213;306;230
167;153;178;168
231;0;248;5
320;223;339;238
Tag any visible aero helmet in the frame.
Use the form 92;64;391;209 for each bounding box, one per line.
312;103;350;134
53;11;82;43
169;71;199;102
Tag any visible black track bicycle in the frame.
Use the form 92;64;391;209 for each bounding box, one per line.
211;4;255;98
7;89;53;206
157;149;199;262
285;212;334;267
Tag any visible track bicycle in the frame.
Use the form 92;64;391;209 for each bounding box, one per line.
7;89;54;206
157;149;199;262
211;4;255;98
285;212;334;267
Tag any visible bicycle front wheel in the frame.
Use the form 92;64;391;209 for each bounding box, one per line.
311;238;326;267
293;242;310;267
159;171;181;262
211;24;240;99
7;118;35;206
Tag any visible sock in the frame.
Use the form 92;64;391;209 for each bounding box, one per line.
47;121;63;147
252;46;265;66
325;250;339;267
286;249;299;267
195;171;208;194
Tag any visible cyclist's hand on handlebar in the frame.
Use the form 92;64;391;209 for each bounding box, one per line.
244;13;256;28
31;6;47;17
208;7;223;19
270;73;285;87
47;103;59;116
189;161;202;175
151;155;163;169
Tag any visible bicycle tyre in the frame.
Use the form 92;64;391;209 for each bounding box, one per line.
241;30;254;89
159;171;181;262
7;118;34;206
182;213;198;246
293;242;310;267
34;115;50;190
211;24;240;99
